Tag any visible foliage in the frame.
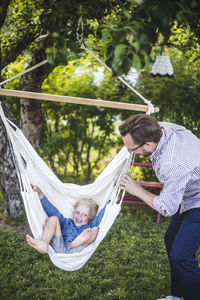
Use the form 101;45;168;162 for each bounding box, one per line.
3;0;200;77
101;0;200;75
40;56;124;181
1;53;32;122
0;205;178;300
136;46;200;137
102;5;156;75
1;0;119;70
1;0;42;68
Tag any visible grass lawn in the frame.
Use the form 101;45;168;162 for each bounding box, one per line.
0;204;176;300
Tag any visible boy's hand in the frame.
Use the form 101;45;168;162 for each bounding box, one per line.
31;184;44;199
71;227;99;248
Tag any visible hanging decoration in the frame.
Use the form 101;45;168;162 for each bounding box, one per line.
151;44;173;77
151;55;173;77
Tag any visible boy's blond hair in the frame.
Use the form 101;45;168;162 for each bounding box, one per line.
74;199;98;221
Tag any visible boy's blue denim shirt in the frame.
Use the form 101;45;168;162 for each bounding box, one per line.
41;196;110;243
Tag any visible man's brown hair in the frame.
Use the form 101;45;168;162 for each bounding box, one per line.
119;114;162;145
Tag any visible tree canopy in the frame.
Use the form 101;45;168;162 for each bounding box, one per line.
3;0;200;75
102;1;200;75
2;0;200;82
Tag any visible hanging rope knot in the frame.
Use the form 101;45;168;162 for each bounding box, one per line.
76;14;84;46
145;100;155;115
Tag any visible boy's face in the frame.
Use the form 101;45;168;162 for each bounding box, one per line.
73;204;92;227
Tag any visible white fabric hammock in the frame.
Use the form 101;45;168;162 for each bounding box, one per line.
0;104;132;271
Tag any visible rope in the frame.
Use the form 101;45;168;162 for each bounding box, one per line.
111;151;134;206
76;13;155;114
80;43;155;115
0;60;48;87
118;153;135;205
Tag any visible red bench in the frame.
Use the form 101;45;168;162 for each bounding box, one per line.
117;149;162;224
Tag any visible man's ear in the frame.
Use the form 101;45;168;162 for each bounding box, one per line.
145;141;158;151
145;141;152;146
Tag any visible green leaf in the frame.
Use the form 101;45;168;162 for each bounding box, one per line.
114;44;127;58
46;52;55;65
132;42;140;51
123;8;131;20
132;53;142;70
102;30;111;44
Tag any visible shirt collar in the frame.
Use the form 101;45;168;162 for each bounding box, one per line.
149;127;165;162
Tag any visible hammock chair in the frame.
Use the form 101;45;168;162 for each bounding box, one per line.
0;28;158;270
0;103;133;271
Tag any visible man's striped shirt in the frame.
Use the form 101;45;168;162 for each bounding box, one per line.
149;122;200;217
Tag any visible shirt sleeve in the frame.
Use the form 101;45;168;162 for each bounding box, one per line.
41;196;66;228
90;200;110;227
153;164;192;217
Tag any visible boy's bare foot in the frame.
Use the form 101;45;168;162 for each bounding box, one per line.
26;234;48;254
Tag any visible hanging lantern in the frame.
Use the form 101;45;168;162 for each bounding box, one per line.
151;55;173;77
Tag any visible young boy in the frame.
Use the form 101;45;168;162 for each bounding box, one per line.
26;186;108;254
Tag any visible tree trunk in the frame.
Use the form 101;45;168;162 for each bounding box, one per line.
0;0;24;217
0;48;53;218
0;1;54;218
20;48;54;149
0;99;24;217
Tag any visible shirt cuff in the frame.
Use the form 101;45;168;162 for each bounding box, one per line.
153;196;160;212
41;195;48;204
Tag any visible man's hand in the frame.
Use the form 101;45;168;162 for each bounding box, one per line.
120;174;142;197
120;174;157;210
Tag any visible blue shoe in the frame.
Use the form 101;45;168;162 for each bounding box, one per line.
156;296;181;300
166;297;181;300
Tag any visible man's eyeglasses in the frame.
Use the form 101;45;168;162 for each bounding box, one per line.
128;142;145;154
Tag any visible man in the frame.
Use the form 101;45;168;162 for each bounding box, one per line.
119;114;200;300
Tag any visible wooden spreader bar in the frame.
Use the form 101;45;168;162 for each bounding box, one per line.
0;88;159;113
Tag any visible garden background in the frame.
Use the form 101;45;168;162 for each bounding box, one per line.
1;1;200;299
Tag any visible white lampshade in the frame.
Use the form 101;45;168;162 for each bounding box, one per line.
151;56;173;77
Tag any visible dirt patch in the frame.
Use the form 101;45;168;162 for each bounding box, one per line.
0;220;31;236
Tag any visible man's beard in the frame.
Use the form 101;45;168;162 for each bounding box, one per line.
142;150;153;157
